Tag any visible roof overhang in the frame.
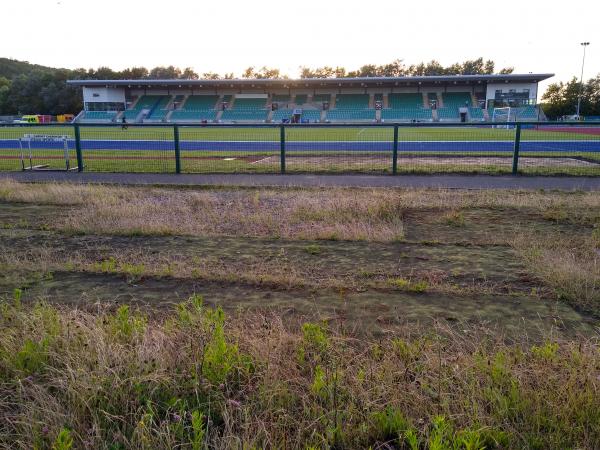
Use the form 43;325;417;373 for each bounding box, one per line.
67;73;554;89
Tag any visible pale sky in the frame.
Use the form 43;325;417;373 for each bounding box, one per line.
2;0;598;95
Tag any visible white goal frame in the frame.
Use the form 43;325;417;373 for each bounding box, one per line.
18;134;74;171
492;107;513;129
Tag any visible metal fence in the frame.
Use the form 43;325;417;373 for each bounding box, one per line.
1;122;599;176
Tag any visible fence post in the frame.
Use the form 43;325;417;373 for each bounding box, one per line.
173;125;181;174
392;124;399;174
512;123;521;175
280;124;286;174
74;124;83;172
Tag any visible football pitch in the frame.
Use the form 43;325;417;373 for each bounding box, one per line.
0;125;599;175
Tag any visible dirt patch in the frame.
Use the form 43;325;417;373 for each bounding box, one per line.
17;270;597;340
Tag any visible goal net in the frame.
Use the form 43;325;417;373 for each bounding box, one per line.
19;134;76;171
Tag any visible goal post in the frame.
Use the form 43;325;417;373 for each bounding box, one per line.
492;107;513;129
18;134;77;171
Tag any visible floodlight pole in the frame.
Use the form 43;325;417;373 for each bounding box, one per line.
576;42;590;118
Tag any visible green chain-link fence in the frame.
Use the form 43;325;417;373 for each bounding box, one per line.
0;122;599;176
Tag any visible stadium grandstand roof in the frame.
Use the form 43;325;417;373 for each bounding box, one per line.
67;73;554;88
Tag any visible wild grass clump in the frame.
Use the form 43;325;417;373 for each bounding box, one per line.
1;297;599;449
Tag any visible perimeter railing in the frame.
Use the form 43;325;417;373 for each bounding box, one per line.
0;122;598;176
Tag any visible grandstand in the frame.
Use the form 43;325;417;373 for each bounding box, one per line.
70;73;553;124
170;95;219;122
221;96;268;122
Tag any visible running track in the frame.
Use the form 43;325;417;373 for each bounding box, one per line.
1;139;599;153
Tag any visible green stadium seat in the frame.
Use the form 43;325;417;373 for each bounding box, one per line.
272;94;290;103
221;109;268;121
388;93;423;109
334;94;369;109
381;108;433;122
442;92;472;108
326;109;375;122
437;108;459;121
81;111;117;122
294;94;308;105
182;95;219;110
468;107;484;121
313;94;331;103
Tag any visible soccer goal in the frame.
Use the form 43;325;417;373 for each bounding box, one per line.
19;134;78;171
491;107;513;129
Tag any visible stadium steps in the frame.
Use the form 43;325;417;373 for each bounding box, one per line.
321;110;327;122
330;94;336;109
470;93;478;107
368;94;374;108
422;93;428;108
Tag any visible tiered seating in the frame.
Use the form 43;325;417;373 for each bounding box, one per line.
221;109;268;121
437;108;459;121
272;109;293;121
272;94;290;103
294;94;308;105
123;95;166;121
232;98;266;109
388;93;423;109
383;93;432;122
170;95;219;122
301;110;321;122
313;94;331;103
468;107;484;121
80;111;117;122
183;95;219;110
221;96;268;122
381;109;432;122
146;96;172;120
334;94;369;109
327;109;375;122
272;109;321;123
442;92;472;108
515;106;538;121
171;110;217;121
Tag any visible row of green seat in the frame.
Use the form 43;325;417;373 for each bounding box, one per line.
170;110;217;121
182;95;219;110
82;111;117;121
327;109;375;121
334;94;369;109
232;98;267;109
381;108;433;121
442;92;472;108
272;109;321;122
388;93;423;109
221;109;268;121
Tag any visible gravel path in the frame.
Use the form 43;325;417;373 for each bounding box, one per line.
2;171;600;190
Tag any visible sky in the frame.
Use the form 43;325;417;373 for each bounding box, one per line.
2;0;598;96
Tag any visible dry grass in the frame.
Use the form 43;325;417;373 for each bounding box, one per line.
2;180;600;241
1;299;599;449
514;232;600;313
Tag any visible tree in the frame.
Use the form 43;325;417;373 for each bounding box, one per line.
242;67;256;78
149;66;182;79
180;67;199;79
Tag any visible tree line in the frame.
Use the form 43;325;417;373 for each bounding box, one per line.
540;76;600;118
1;57;597;117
